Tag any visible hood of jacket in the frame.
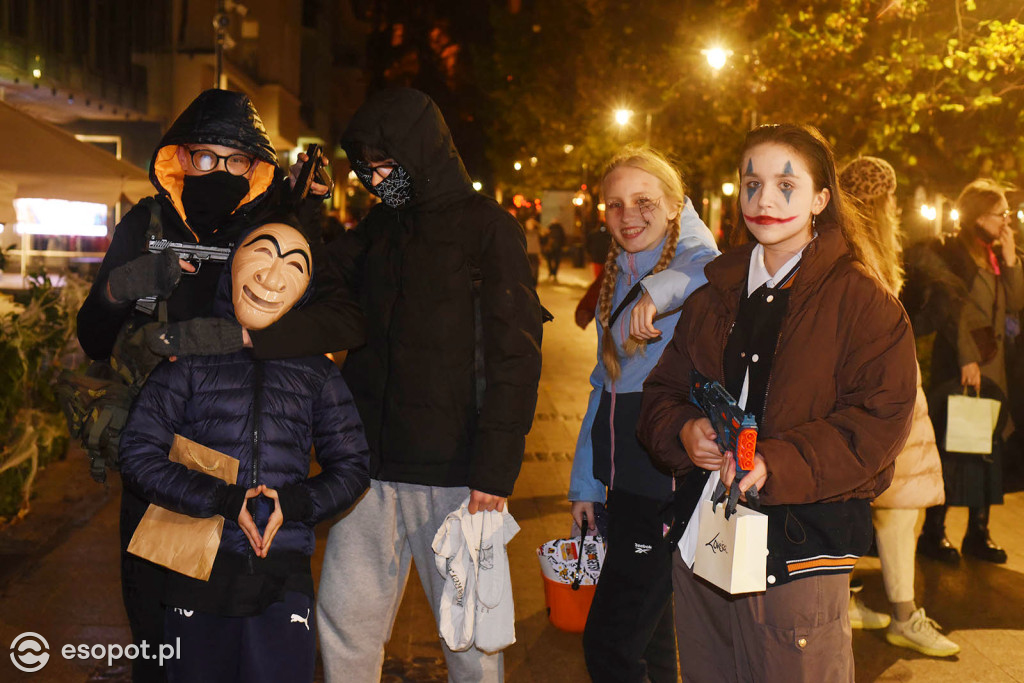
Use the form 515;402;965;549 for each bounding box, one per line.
340;88;475;212
149;89;280;240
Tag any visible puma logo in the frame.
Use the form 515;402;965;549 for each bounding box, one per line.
705;533;728;554
290;608;310;631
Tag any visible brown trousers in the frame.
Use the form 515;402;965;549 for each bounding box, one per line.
672;553;853;683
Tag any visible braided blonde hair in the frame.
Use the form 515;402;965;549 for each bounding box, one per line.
598;146;685;382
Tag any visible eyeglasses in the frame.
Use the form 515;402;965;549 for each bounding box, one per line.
985;209;1012;219
353;159;395;181
188;148;254;176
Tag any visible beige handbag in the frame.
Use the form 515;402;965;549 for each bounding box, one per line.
945;387;1001;457
127;435;239;581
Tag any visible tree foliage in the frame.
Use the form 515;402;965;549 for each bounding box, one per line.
483;0;1024;197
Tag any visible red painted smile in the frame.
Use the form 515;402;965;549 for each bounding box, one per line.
744;214;798;225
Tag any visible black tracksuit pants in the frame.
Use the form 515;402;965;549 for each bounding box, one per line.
583;489;677;683
163;591;316;683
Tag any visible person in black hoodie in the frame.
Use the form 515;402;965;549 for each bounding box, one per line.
76;89;363;683
315;88;543;682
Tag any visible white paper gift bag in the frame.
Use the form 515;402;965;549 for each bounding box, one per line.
945;391;1001;455
693;498;768;595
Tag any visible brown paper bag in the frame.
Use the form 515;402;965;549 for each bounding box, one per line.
127;435;239;581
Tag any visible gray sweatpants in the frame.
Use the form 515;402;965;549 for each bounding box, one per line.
317;479;504;683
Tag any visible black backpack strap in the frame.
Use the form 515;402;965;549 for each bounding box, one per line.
137;197;168;322
607;269;654;329
138;196;164;241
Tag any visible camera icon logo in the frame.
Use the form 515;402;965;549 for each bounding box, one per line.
10;632;50;673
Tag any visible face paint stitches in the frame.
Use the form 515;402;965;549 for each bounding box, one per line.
603;165;678;254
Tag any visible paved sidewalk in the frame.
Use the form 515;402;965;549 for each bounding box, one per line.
2;263;1024;681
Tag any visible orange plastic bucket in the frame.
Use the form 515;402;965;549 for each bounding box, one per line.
540;572;596;633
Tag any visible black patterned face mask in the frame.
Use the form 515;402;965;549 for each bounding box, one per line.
353;160;413;209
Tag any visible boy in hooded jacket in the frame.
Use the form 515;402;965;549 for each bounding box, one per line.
119;220;370;683
76;89;364;683
314;88;543;682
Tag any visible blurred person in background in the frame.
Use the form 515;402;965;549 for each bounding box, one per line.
839;156;958;657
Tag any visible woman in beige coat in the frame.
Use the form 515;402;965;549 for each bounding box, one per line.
840;157;958;657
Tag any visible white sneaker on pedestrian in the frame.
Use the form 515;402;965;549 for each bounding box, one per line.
886;608;961;657
849;594;891;630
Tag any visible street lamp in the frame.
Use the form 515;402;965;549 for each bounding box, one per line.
513;160;522;171
613;108;652;146
702;47;732;71
721;182;736;197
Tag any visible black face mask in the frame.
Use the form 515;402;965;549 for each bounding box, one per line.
181;172;251;235
353;160;414;209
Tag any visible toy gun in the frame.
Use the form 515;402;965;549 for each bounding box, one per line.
135;240;232;315
690;369;760;517
291;143;333;206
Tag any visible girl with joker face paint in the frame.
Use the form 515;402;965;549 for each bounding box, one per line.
739;143;830;276
639;124;917;683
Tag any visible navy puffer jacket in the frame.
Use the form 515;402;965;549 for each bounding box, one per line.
119;350;370;557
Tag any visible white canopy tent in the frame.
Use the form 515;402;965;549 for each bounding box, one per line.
0;98;152;219
0;99;153;277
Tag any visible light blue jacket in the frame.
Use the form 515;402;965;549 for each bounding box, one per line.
568;199;718;503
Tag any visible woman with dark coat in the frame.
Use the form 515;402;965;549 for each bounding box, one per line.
911;179;1024;564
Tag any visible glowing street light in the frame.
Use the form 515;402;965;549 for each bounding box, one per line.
721;182;736;197
920;204;937;221
702;47;732;71
513;160;522;171
614;109;634;126
950;209;959;222
472;181;483;191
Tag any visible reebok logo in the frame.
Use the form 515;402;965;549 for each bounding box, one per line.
290;609;310;631
634;543;652;555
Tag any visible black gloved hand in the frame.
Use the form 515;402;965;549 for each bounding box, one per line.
107;249;181;303
145;318;244;357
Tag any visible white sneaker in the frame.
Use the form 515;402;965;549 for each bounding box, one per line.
886;608;961;657
849;594;891;630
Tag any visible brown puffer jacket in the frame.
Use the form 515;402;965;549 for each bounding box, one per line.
638;224;917;505
872;364;945;509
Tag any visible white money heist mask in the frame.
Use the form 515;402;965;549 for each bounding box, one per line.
231;223;311;330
